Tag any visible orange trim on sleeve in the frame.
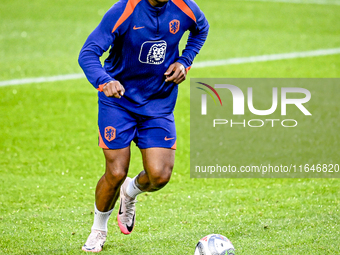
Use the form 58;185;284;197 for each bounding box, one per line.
98;129;109;149
171;0;196;23
186;66;191;73
112;0;142;33
97;83;107;92
171;140;177;150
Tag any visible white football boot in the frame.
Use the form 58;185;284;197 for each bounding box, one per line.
82;230;107;252
117;177;137;235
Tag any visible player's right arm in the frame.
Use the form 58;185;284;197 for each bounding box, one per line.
78;2;126;95
102;80;125;98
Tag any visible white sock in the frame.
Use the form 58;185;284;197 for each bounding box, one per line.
91;204;113;232
126;176;144;199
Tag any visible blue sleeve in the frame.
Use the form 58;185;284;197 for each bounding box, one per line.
176;0;209;69
78;5;122;90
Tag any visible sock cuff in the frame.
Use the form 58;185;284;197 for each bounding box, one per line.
132;176;143;191
94;204;114;216
126;176;143;198
91;204;114;232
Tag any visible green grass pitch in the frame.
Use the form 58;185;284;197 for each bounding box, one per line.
1;0;340;254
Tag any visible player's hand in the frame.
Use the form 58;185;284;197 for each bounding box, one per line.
164;62;186;84
103;80;125;98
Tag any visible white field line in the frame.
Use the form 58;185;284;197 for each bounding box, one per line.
193;47;340;68
0;73;85;87
243;0;340;5
1;47;340;87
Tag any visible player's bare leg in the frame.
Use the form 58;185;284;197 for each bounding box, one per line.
96;147;131;211
117;148;175;234
138;148;175;191
82;147;130;252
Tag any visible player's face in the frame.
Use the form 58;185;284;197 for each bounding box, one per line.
148;0;169;7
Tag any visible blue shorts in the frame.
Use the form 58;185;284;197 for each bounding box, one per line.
98;100;176;150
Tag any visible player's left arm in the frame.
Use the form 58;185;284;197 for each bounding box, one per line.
165;0;209;84
164;62;187;84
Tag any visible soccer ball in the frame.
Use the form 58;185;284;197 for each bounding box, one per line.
194;234;235;255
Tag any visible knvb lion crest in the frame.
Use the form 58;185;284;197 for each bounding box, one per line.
147;42;167;64
104;126;116;142
139;40;167;65
169;19;180;34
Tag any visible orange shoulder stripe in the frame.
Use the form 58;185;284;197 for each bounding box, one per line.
112;0;142;33
172;0;196;23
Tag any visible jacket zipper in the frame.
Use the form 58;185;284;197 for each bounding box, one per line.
156;10;160;37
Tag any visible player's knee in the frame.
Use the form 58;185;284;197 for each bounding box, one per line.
105;167;128;185
150;166;173;190
152;176;170;190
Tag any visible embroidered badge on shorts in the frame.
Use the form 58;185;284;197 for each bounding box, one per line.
104;126;116;142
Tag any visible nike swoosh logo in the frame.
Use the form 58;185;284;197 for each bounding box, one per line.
119;202;124;215
165;137;175;141
118;198;135;232
126;214;135;232
133;25;145;30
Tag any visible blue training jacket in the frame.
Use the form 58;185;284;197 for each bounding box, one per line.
79;0;209;116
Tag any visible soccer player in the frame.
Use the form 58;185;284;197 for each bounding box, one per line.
78;0;209;252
